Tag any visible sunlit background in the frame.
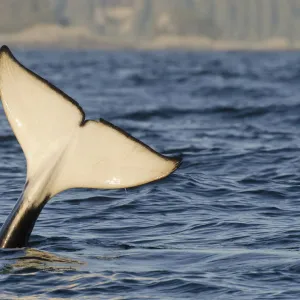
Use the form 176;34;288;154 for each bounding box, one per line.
0;0;300;49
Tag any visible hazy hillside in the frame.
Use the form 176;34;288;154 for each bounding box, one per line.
0;0;300;49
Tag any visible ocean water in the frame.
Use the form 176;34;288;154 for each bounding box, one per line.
0;49;300;299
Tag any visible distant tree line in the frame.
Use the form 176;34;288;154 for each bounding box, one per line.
0;0;300;43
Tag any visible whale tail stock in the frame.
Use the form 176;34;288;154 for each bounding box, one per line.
0;45;181;248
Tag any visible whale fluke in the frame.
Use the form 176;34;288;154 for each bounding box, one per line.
0;45;181;248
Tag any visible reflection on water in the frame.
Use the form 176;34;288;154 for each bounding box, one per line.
0;248;84;274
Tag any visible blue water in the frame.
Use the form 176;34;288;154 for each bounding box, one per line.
0;49;300;299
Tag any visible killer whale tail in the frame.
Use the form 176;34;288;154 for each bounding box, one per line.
0;45;181;248
0;45;181;197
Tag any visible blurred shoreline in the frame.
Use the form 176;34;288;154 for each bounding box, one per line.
0;24;297;51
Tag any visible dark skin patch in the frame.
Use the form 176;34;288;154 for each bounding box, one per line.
0;192;50;248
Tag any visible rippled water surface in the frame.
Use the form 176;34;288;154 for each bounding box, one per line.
1;49;300;299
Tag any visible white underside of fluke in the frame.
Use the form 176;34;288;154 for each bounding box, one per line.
0;45;180;200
